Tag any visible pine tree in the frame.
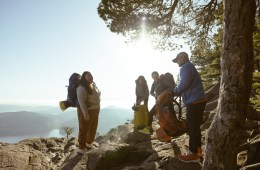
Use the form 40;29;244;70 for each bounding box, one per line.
98;0;258;169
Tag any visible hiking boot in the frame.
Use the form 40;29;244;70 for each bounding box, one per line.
92;141;99;148
184;145;203;157
198;148;203;157
86;143;97;149
178;153;200;163
139;127;151;134
148;126;154;133
77;148;88;154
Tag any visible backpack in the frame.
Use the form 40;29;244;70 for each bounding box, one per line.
59;73;80;111
155;92;187;142
132;104;149;130
160;72;175;90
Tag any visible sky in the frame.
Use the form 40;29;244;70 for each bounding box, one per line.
0;0;190;108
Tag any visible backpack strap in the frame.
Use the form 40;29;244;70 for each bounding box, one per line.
172;96;183;120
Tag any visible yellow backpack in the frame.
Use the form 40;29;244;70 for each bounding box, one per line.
133;105;148;130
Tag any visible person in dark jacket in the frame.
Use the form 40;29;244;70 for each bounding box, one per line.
172;52;207;163
139;71;175;134
150;71;165;100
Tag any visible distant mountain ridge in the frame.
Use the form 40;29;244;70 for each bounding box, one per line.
0;111;56;136
0;104;36;113
0;104;133;141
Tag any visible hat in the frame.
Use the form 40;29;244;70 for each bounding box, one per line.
172;57;179;63
172;52;189;63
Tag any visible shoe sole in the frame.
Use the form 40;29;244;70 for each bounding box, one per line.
92;142;99;148
138;130;151;134
86;144;97;150
184;145;203;157
139;132;150;134
178;157;200;163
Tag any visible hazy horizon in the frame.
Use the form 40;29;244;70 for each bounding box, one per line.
0;104;134;143
0;0;189;106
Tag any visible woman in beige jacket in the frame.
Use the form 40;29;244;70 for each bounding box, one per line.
76;71;101;154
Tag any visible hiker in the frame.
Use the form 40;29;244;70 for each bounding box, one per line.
150;71;165;100
132;75;150;130
76;71;101;154
139;71;174;134
172;52;207;163
135;75;149;108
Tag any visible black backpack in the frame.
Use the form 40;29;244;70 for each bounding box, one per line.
59;73;80;111
160;72;175;90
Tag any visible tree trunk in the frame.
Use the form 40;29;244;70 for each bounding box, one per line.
203;0;256;170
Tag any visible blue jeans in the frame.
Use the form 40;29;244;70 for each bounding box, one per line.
186;102;206;153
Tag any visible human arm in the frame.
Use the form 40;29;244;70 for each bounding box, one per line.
150;83;155;97
174;63;194;96
76;86;90;120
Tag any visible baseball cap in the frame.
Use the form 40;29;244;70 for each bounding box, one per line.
172;52;189;63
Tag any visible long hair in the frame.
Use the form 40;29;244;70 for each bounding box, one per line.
79;71;94;95
136;75;149;92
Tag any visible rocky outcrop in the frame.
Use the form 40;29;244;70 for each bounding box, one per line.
0;123;202;170
59;123;203;170
1;84;260;170
0;144;49;169
1;121;260;170
0;137;77;170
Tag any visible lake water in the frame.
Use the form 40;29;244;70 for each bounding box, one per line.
0;129;64;144
0;102;136;144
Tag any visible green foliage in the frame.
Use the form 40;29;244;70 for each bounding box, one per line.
253;12;260;71
250;72;260;111
98;1;260;109
98;0;223;50
191;4;259;90
61;126;75;140
249;11;260;111
191;25;222;89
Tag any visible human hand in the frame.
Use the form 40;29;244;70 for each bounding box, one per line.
83;113;90;120
137;100;142;105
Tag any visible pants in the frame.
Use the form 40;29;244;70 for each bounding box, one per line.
77;107;100;149
148;104;157;127
136;96;148;106
186;102;206;153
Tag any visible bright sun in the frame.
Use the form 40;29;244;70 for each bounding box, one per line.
115;32;181;87
136;37;152;51
118;37;166;79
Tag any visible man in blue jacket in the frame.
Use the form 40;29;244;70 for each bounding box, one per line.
172;52;207;163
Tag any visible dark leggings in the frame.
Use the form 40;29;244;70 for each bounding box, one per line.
186;102;206;153
148;104;156;126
